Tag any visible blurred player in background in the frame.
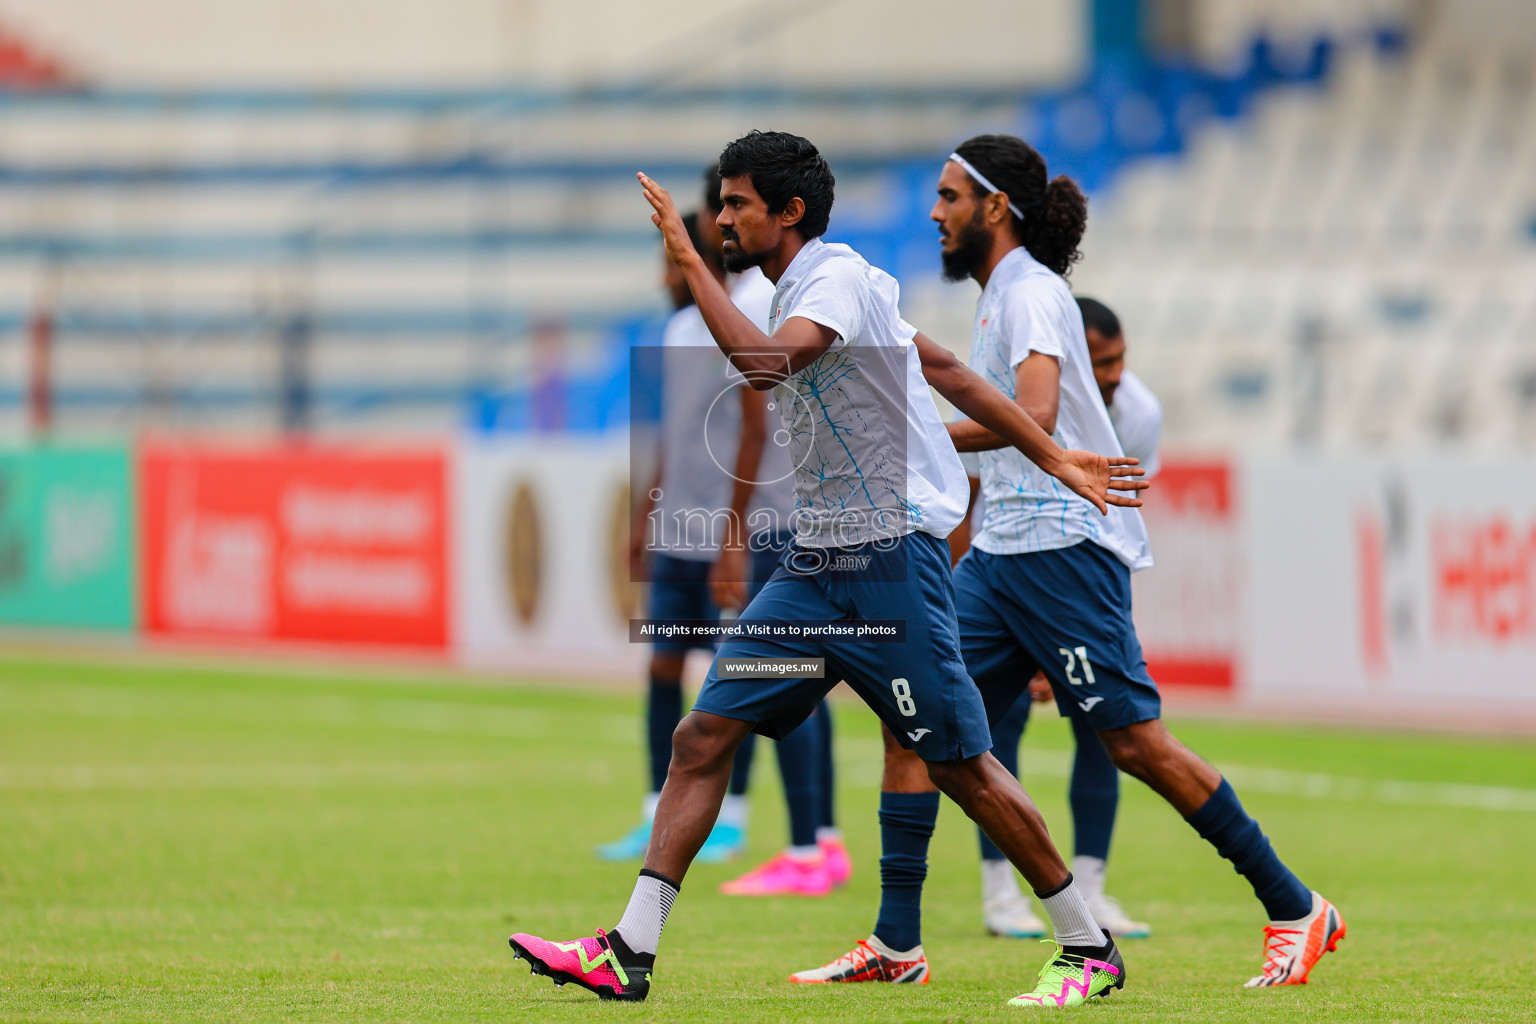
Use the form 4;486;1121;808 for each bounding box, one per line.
795;135;1344;992
600;211;752;863
1079;296;1161;476
695;163;852;897
971;296;1160;943
512;130;1146;1007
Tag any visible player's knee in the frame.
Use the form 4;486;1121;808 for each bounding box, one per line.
922;755;984;797
1101;719;1176;780
669;713;734;775
1099;730;1153;780
649;653;685;681
922;758;960;793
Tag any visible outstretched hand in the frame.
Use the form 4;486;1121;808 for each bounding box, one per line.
638;172;700;269
1054;452;1147;515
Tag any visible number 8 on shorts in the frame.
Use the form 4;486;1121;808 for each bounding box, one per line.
891;678;917;716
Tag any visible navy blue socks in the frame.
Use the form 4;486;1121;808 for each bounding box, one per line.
646;674;683;794
1186;778;1312;921
1068;715;1119;860
773;709;824;848
815;702;837;831
728;730;755;797
874;790;940;951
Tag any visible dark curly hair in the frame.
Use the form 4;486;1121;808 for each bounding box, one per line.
717;130;835;240
953;133;1086;277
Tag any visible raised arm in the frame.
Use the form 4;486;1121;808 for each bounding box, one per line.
639;172;832;386
913;332;1146;513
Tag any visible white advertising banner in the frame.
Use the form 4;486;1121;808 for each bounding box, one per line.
1135;451;1536;723
449;441;1536;722
453;436;643;674
1242;453;1536;711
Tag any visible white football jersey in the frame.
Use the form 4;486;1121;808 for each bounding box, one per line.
1107;369;1162;479
967;247;1152;571
656;305;735;560
655;269;794;559
767;237;968;548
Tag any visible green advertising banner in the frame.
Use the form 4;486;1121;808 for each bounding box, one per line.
0;445;135;630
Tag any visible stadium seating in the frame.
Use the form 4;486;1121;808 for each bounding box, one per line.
0;4;1529;449
1075;34;1536;449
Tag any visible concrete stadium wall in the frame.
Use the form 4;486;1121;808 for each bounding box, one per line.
0;0;1086;88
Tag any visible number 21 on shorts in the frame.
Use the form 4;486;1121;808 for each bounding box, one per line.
1058;646;1097;686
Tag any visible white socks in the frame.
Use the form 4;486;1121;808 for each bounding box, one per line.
816;826;842;844
785;845;820;861
718;794;748;829
1036;875;1108;948
1071;855;1107;902
614;871;679;956
981;858;1021;905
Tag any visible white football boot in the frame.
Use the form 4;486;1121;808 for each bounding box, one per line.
980;859;1047;938
1074;856;1150;938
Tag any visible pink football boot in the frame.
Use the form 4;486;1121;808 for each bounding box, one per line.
819;834;852;888
508;927;650;1001
719;850;835;896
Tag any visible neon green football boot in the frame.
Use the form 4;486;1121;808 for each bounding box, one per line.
1007;940;1124;1008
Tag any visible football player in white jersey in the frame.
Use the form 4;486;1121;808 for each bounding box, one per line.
796;135;1345;993
697;163;853;896
1078;296;1161;477
976;296;1161;942
511;130;1146;1007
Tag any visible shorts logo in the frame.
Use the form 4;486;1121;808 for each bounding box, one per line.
907;728;932;742
1077;696;1104;712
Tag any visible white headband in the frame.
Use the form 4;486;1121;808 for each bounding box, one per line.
948;152;1024;220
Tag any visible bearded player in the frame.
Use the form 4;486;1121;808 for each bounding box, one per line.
792;135;1345;992
972;295;1162;942
509;130;1146;1007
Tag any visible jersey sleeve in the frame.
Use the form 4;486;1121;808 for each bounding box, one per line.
781;260;866;349
999;287;1065;371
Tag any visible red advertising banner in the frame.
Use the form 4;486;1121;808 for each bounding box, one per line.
141;442;448;648
1131;457;1239;690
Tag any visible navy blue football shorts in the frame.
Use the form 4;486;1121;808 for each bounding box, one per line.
953;540;1162;734
647;552;719;654
693;531;991;763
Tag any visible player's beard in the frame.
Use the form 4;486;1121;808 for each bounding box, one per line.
721;230;768;274
940;209;992;283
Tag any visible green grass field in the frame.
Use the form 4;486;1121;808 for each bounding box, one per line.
2;652;1534;1022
